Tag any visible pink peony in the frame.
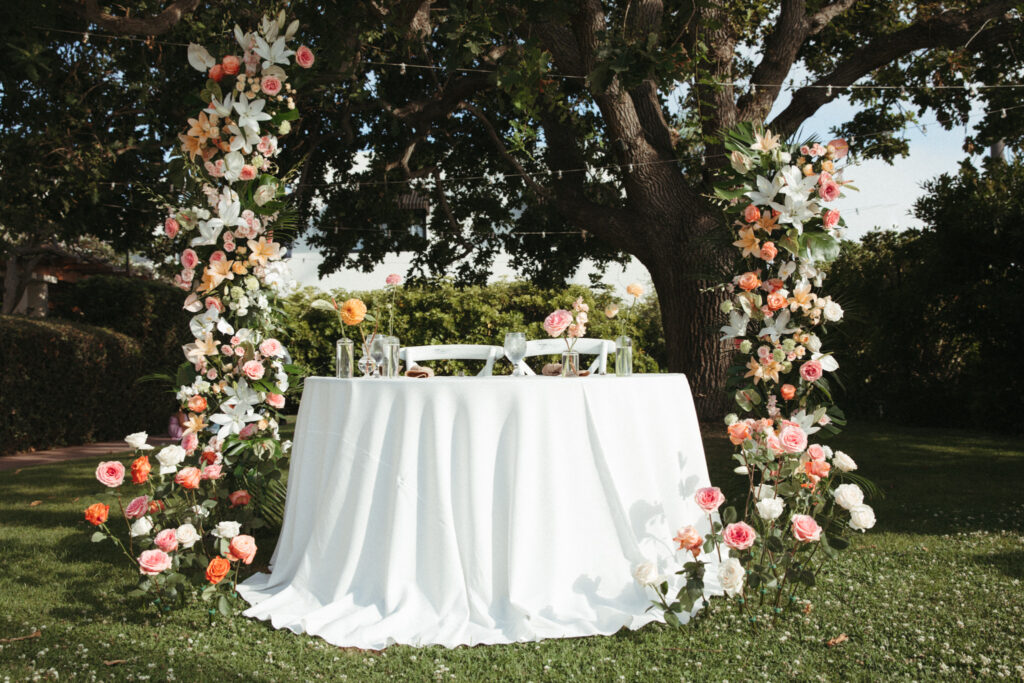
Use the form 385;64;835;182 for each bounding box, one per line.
138;549;172;575
95;461;125;488
723;521;757;550
386;273;402;286
227;534;257;564
154;528;179;553
164;217;180;238
779;424;808;454
824;209;840;230
260;76;282;96
543;309;573;337
800;359;823;382
259;338;284;357
181;432;199;453
807;444;826;461
200;464;223;480
791;514;822;542
181;248;199;270
242;360;265;380
694;486;726;513
295;45;315;68
124;495;149;520
266;393;285;409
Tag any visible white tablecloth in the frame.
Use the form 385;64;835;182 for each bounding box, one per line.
239;374;721;649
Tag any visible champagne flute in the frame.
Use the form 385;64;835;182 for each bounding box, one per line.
504;332;527;376
369;334;387;377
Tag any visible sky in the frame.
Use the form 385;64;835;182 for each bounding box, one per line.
287;88;983;295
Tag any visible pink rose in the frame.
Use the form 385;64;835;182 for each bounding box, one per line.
210;250;226;263
95;461;125;488
543;309;573;337
723;521;756;550
181;432;199;453
260;76;282;96
164;217;180;238
242;360;265;380
138;549;172;575
295;45;315;68
259;338;284;357
200;464;223;480
181;248;199;270
205;159;226;178
266;393;285;409
229;490;252;507
824;209;840;229
791;514;822;543
124;495;149;520
227;534;257;564
807;444;826;461
205;297;225;312
239;423;259;440
800;359;823;382
154;528;179;553
779;425;808;454
818;172;841;202
239;165;257;181
386;273;402;286
694;486;726;513
221;55;241;75
765;432;784;454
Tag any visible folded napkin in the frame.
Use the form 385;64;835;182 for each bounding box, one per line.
405;365;435;378
541;363;562;376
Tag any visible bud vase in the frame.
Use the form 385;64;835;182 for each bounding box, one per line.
335;338;355;378
561;351;580;377
615;335;633;377
384;336;401;377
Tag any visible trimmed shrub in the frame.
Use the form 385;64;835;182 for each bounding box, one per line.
0;316;175;455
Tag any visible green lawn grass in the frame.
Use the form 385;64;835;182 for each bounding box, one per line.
1;422;1022;681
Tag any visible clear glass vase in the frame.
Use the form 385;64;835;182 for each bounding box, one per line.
335;338;355;378
615;335;633;377
384;336;401;377
561;351;580;377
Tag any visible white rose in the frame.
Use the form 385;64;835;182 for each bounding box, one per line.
806;334;822;353
753;484;775;500
124;431;154;451
156;445;186;475
849;504;876;532
254;183;276;206
755;497;785;521
176;523;200;549
823;300;844;322
718;557;745;597
832;450;857;472
633;561;658;587
833;483;864;510
191;504;211;520
130;517;153;538
211;521;241;539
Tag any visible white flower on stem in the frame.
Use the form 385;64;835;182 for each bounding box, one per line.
222;151;246;183
130;516;153;537
228;124;263;156
849;504;876;532
253;35;294;69
183;332;219;366
770;192;819;233
633;561;658;587
833;483;864;510
204;93;236;119
718;557;745;597
823;299;844;322
778;164;819;200
155;445;186;475
757;308;798;342
176;524;200;549
719;310;750;341
745;173;782;206
190;219;223;247
208;189;248;236
124;432;154;451
189;308;220;338
755;497;785;521
211;520;241;539
234;25;254;51
223;379;261;409
778;261;797;281
187;43;216;73
210;401;261;440
233;97;272;135
832;450;857;472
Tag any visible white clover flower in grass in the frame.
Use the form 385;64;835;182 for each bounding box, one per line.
833;483;864;511
124;432;153;451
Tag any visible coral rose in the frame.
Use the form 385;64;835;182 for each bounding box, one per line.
673;525;703;557
129;454;152;484
791;514;822;542
340;298;367;325
542;309;573;337
260;75;282;96
154;528;179;553
800;359;823;382
242;360;266;380
95;461;125;488
209;64;224;82
804;459;831;481
727;420;751;446
148;499;166;515
780;384;796;401
779;424;808;454
766;290;787;311
188;395;207;413
206;556;232;584
239;164;257;181
722;521;756;550
221;55;241;75
626;283;644;298
694;486;726;513
295;45;315;68
124;495;149;520
743;204;761;223
84;503;109;526
737;272;761;292
174;466;201;490
760;241;778;262
824;209;840;230
229;490;252;508
227;534;257;565
266;393;285;409
138;549;172;575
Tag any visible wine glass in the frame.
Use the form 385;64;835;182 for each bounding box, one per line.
369;334;387;377
504;332;527;376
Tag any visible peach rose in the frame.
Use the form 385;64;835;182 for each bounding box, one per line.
221;55;241;75
266;393;285;409
242;360;266;380
229;490;252;508
174;466;201;490
138;549;172;575
209;64;224;82
694;486;726;513
260;75;282;96
626;283;644;298
727;421;751;446
743;204;760;223
124;495;149;520
295;45;315;68
824;209;840;229
227;534;257;565
766;290;787;311
800;359;823;382
673;525;703;557
84;502;109;526
780;384;796;400
188;395;207;413
804;459;831;481
340;298;367;325
206;556;232;584
737;272;761;292
723;521;756;550
779;424;808;454
760;241;778;262
154;528;179;553
807;444;826;461
791;514;822;542
543;309;573;337
164;217;179;238
95;461;125;488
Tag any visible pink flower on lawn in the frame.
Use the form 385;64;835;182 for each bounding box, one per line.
266;393;285;409
295;45;315;68
694;486;726;513
242;360;265;381
791;514;822;543
779;424;808;454
259;338;284;357
95;461;125;488
181;248;199;270
154;528;179;553
800;359;823;383
824;209;840;230
260;76;282;96
164;217;179;238
723;521;757;550
124;495;149;520
543;309;573;337
138;549;172;575
386;273;402;286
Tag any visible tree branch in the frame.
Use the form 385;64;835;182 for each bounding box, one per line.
381;72;492;131
71;0;204;35
806;0;859;35
736;0;808;121
457;103;550;199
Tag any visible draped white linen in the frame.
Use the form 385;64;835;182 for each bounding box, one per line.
239;374;722;649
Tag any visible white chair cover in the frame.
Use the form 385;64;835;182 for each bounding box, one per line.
399;344;504;376
515;338;615;375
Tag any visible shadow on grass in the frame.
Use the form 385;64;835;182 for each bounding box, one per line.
973;550;1024;580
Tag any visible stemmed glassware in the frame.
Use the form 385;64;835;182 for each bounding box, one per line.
369;334;387;377
504;332;527;376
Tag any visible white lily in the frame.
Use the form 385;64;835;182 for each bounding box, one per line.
189;308;220;338
769;193;819;233
779;165;819;200
223;379;261;410
758;309;798;342
209;401;261;440
206;190;248;235
745;173;782;206
719;310;750;340
187;43;216;73
233;97;272;136
228;124;262;156
183;332;219;366
284;19;299;40
204;93;236;119
190;219;223;247
234;25;254;51
253;35;294;69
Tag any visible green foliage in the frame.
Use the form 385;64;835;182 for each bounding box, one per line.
0;316;173;455
282;280;666;378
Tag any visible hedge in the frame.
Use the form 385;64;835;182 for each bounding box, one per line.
0;316;175;456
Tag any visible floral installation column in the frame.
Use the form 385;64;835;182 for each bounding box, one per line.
82;12;313;615
638;124;876;626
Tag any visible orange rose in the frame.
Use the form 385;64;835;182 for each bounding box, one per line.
766;290;787;311
804;460;831;481
743;205;761;223
227;535;257;565
148;499;165;514
340;298;367;326
760;242;778;262
205;556;232;584
130;455;151;485
727;421;751;446
780;384;796;400
188;395;207;413
737;272;761;292
174;466;201;490
84;503;109;526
